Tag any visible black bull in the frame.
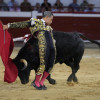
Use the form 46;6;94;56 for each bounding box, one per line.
13;31;100;84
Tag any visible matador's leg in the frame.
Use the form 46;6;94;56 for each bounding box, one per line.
33;31;46;90
37;31;46;75
39;31;56;89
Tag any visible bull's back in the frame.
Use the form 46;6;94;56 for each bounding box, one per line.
53;31;84;60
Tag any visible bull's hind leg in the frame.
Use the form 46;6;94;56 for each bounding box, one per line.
66;59;80;83
68;43;84;83
64;59;75;82
70;53;84;83
66;53;84;83
70;63;79;83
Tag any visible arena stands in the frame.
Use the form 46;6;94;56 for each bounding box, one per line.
0;0;100;12
0;0;100;40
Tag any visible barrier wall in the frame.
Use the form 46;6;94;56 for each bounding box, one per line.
0;12;100;40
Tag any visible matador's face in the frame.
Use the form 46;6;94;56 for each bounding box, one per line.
46;16;53;25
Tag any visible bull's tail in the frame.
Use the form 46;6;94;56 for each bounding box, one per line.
78;33;100;47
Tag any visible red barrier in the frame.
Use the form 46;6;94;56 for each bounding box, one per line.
0;16;100;40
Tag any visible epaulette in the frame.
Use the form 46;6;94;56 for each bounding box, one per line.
30;18;39;22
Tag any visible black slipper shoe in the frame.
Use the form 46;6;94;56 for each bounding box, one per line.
33;82;42;90
41;85;47;90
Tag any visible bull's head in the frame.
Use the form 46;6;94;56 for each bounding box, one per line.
13;37;40;84
13;58;30;84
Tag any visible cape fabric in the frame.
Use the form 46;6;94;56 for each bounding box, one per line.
0;21;18;83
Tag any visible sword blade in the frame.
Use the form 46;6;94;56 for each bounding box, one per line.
4;30;5;44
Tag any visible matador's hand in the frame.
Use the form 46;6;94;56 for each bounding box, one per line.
3;25;8;30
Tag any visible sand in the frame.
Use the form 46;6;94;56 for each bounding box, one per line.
0;48;100;100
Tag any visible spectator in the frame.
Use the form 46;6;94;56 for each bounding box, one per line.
20;0;32;11
54;0;64;11
9;3;20;12
68;0;80;12
41;0;51;11
68;6;74;12
41;6;46;12
84;4;96;12
8;0;18;10
34;3;41;13
0;0;9;11
51;5;58;12
80;0;88;11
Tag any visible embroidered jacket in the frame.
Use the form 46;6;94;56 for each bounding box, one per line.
8;18;53;36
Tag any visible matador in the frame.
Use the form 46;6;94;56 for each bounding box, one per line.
3;11;56;90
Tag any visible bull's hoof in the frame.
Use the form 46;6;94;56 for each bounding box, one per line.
74;81;79;84
73;76;78;83
67;82;74;86
67;78;73;82
67;79;72;82
67;75;73;82
48;79;56;85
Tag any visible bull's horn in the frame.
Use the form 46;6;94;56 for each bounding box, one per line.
20;59;28;70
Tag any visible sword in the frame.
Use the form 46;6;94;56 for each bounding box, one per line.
4;30;5;44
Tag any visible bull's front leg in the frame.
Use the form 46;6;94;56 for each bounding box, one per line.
46;74;56;84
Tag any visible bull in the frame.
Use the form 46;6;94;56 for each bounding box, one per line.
13;31;100;84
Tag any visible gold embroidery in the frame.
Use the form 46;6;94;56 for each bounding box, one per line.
9;20;31;28
37;31;46;74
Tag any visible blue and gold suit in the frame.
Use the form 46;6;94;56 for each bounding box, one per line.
8;18;56;74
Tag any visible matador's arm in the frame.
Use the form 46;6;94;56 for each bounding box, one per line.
8;18;35;28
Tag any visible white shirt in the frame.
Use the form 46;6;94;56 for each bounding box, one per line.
41;19;46;26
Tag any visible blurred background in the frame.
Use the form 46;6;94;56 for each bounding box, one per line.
0;0;100;40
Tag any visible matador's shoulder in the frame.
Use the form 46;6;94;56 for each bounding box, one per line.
30;18;40;22
30;18;41;26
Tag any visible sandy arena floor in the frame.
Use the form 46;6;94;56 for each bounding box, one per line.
0;47;100;100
